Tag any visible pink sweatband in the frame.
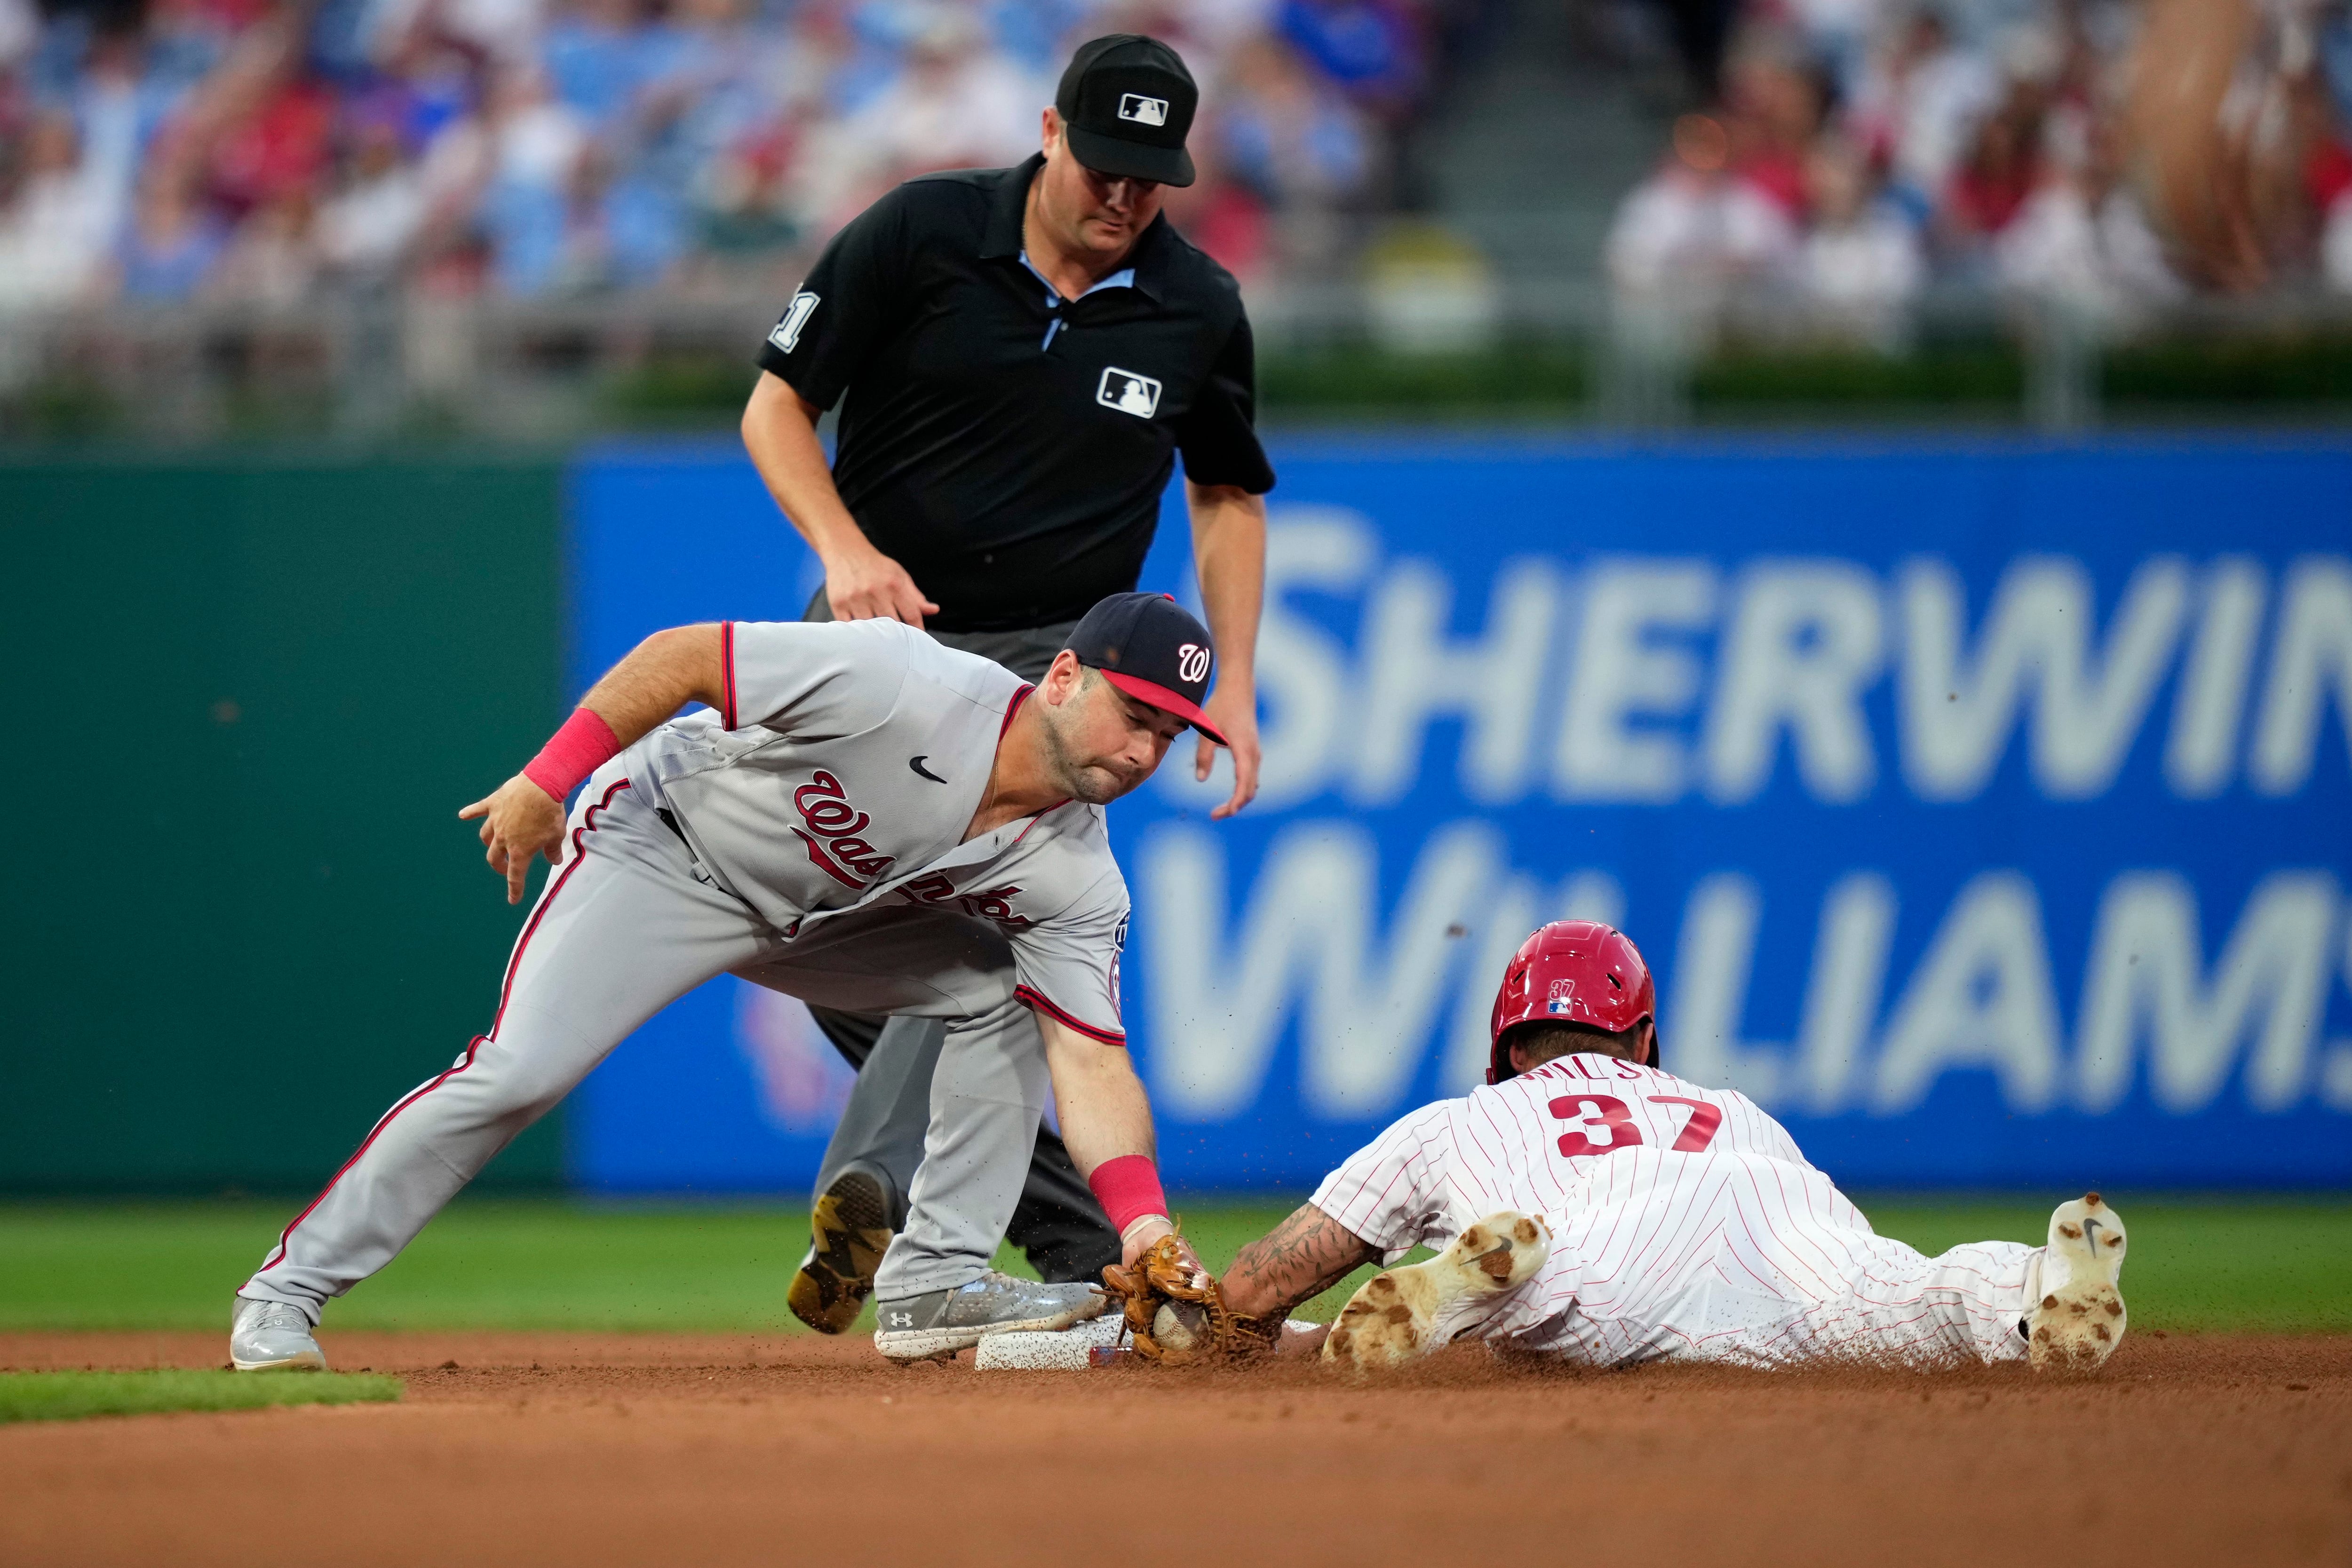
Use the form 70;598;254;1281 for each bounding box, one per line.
522;708;622;803
1088;1154;1169;1237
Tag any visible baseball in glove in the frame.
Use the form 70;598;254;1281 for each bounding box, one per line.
1100;1234;1281;1363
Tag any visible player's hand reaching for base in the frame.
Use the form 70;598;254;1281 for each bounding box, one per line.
459;775;568;904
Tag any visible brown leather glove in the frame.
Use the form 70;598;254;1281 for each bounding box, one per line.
1100;1234;1281;1363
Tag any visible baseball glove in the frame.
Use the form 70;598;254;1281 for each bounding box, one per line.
1100;1235;1280;1363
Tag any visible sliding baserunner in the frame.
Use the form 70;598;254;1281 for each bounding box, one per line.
231;592;1220;1368
1215;921;2131;1374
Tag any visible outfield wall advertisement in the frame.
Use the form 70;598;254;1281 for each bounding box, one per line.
568;438;2352;1193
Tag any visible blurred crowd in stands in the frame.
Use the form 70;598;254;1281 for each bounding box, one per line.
1609;0;2352;340
10;0;2352;341
0;0;1450;311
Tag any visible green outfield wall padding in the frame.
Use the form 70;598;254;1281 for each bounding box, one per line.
0;455;567;1193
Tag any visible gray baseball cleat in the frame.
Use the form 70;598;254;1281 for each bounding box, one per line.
872;1270;1107;1362
230;1296;327;1372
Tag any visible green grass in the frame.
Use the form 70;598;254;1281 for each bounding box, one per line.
0;1196;2343;1337
0;1370;400;1424
1853;1197;2352;1336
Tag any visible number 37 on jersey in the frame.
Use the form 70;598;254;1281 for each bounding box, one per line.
1548;1091;1724;1157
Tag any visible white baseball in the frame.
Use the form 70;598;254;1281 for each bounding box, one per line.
1152;1301;1203;1354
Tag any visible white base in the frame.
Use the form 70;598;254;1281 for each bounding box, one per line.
973;1315;1321;1370
973;1314;1125;1369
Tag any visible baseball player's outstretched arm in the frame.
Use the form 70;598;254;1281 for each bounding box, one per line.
459;624;730;903
1037;1017;1202;1272
1217;1204;1381;1323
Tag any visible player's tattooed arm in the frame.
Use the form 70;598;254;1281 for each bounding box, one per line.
1219;1204;1381;1323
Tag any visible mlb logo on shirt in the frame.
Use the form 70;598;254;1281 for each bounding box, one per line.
1097;367;1162;418
1118;93;1168;127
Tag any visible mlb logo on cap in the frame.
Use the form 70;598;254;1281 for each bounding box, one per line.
1097;367;1161;418
1546;977;1577;1015
1055;34;1199;186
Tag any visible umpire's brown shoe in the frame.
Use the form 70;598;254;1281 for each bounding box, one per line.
788;1164;898;1334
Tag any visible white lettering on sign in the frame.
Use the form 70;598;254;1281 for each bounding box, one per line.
2251;556;2352;796
1896;556;2191;802
1354;557;1557;808
1438;869;1627;1089
1151;520;2351;816
1128;827;2348;1121
1122;520;2352;1132
1553;561;1717;803
1665;873;1787;1103
1154;509;1376;814
2076;870;2337;1112
1870;872;2064;1115
1140;820;1496;1119
2164;558;2267;797
1703;561;1883;805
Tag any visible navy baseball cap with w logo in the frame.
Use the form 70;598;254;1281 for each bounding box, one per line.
1055;34;1198;187
1066;592;1225;745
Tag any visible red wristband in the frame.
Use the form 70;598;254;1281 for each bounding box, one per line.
522;708;622;803
1087;1154;1169;1238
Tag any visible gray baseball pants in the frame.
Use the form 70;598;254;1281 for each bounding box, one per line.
239;760;1048;1323
799;594;1119;1284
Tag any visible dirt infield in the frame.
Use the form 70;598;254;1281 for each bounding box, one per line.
2;1330;2346;1568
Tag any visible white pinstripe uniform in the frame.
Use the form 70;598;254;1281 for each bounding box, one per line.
1311;1054;2035;1369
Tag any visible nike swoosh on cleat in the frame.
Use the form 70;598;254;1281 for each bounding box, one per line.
908;755;947;784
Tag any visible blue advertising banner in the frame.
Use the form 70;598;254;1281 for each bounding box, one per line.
568;436;2352;1194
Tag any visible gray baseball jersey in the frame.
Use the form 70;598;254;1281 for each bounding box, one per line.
632;617;1130;1044
239;617;1136;1327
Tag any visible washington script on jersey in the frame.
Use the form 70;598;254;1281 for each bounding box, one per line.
790;771;894;888
563;438;2352;1193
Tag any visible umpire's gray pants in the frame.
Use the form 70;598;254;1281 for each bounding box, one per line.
239;761;1045;1322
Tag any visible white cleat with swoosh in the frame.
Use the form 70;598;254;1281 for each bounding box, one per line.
2027;1193;2128;1371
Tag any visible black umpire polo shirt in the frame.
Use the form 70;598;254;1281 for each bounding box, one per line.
755;152;1276;634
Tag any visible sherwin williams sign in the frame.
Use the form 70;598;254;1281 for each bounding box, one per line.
567;438;2352;1192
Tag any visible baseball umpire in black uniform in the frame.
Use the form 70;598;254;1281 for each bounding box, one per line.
739;33;1274;1332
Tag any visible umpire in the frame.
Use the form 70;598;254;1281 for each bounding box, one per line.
739;33;1274;1332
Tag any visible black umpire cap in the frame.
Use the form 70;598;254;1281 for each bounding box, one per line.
1055;34;1199;188
1066;593;1225;745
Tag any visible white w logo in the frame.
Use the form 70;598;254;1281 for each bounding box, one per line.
1177;643;1210;684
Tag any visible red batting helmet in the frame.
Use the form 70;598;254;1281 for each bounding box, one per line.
1487;921;1659;1085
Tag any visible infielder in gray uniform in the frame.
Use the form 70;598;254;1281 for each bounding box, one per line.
231;592;1222;1368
